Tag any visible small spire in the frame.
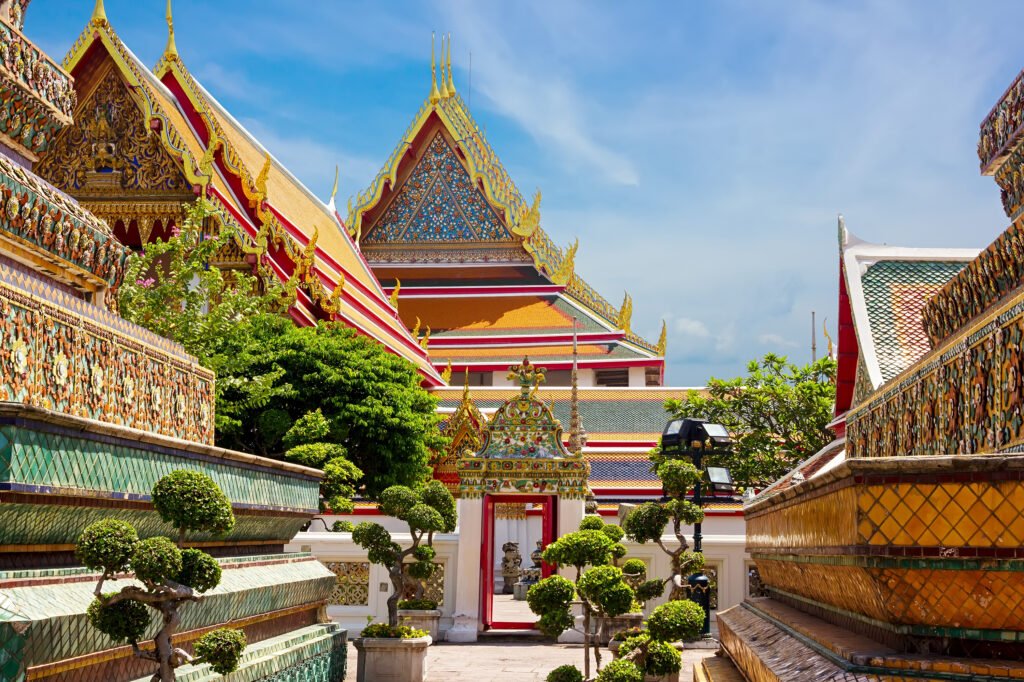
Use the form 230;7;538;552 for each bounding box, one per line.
327;165;339;210
91;0;108;26
447;33;456;95
463;367;470;398
429;32;441;104
439;35;451;99
164;0;178;59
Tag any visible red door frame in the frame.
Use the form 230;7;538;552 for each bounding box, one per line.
481;494;558;630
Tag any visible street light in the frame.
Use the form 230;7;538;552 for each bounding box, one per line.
660;417;733;639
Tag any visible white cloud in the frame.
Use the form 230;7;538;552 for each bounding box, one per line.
758;333;799;349
674;317;711;339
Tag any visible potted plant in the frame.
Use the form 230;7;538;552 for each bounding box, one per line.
529;521;635;680
351;481;456;680
353;621;431;682
578;516;644;646
608;626;644;658
76;470;245;682
397;598;442;640
602;600;706;682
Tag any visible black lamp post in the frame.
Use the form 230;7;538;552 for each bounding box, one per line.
661;417;733;639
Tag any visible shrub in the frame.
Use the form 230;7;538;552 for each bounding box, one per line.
419;480;457;532
285;442;346;469
656;459;701;497
635;579;665;603
413;545;436;562
87;595;150;643
578;566;633;617
195;628;246;675
610;626;644;642
397;598;438;610
177;548;221;593
621;559;646;578
131;537;182;585
645;640;682;675
332;520;354;533
537;610;575;638
579;515;604;531
542;530;615;569
646;599;705;642
377;486;420;519
546;664;584;682
620;632;651;655
361;623;427;639
526;575;576;614
595;658;643;682
77;519;138;573
601;524;625;543
151;470;234;537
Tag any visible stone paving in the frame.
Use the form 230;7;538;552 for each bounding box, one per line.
344;640;717;681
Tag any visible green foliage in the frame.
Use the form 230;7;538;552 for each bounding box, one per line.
177;549;221;593
406;503;445;532
621;559;646;579
622;503;671;545
542;530;615;569
352;522;400;566
321;455;363;512
664;498;704;525
646;599;705;642
579;515;604;531
131;537;182;585
284;442;346;469
378;485;421;519
398;598;438;610
546;665;584;682
663;353;836;488
413;546;436;562
195;628;246;675
601;524;625;543
645;640;682;675
620;632;651;655
332;520;355;533
360;623;427;638
419;480;458;532
151;470;235;538
77;519;138;574
656;460;701;498
282;409;332;449
595;659;643;682
611;627;644;643
635;579;665;602
406;560;436;580
537;610;575;638
577;566;633;617
527;575;577;636
87;595;149;643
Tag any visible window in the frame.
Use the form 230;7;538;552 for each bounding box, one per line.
595;368;629;387
645;367;661;386
467;371;493;386
543;370;572;386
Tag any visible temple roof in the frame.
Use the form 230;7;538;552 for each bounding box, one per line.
347;41;661;358
839;223;977;392
57;6;441;383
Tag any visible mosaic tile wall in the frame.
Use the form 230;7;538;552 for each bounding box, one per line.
848;286;1024;459
366;132;513;244
0;259;214;443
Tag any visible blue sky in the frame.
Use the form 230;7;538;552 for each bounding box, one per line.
28;1;1024;385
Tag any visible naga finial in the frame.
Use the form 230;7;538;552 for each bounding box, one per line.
164;0;178;59
441;360;453;383
657;320;667;356
447;33;456;96
412;316;421;338
439;35;451;100
617;292;633;335
429;33;441;105
328;165;339;206
389;278;401;308
420;326;431;350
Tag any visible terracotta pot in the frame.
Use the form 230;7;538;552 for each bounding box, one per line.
397;609;442;641
354;635;432;682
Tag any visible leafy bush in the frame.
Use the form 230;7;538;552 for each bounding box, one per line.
321;454;362;511
151;470;235;537
419;480;457;532
378;486;420;519
332;520;354;533
621;559;646;578
546;665;583;682
285;442;346;469
645;640;682;675
635;579;665;602
360;623;427;638
601;524;625;543
620;632;651;655
656;459;702;497
195;628;246;675
595;659;643;682
77;519;138;573
577;566;633;617
542;530;615;569
87;595;150;643
413;546;436;562
610;626;644;642
527;575;575;614
622;503;671;545
352;522;400;565
131;537;182;585
282;408;331;450
646;599;705;642
177;548;221;593
579;515;604;531
398;598;438;610
406;560;436;579
537;610;576;638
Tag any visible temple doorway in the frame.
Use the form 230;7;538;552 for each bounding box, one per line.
481;494;557;630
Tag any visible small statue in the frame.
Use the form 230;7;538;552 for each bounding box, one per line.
531;540;544;568
500;542;522;595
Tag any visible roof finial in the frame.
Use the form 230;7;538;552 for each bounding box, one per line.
91;0;108;26
327;165;339;210
429;32;441;104
164;0;178;60
439;35;451;100
447;33;456;96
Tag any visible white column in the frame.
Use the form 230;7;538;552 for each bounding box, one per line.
555;497;587;643
446;497;483;642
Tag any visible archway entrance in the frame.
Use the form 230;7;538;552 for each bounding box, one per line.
481;494;557;629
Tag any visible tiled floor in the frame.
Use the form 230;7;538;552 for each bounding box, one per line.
344;640;716;681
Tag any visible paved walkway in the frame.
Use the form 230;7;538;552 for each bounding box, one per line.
344;640;716;681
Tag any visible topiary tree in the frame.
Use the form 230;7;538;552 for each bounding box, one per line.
546;664;584;682
531;518;636;679
352;480;457;627
77;471;245;682
623;460;706;600
607;599;707;679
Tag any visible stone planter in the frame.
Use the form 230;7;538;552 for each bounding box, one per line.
644;673;680;682
354;635;432;682
397;609;442;641
596;612;644;645
608;638;621;659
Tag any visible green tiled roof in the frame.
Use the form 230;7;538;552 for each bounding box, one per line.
861;260;968;382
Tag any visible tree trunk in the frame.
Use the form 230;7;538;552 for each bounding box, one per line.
387;566;405;626
583;606;591;680
153;603;180;682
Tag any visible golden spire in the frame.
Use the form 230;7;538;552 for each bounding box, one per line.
447;33;456;96
462;367;471;399
441;360;453;383
439;35;451;100
389;278;401;308
429;33;441;104
164;0;178;60
330;165;338;203
91;0;108;27
657;320;667;356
